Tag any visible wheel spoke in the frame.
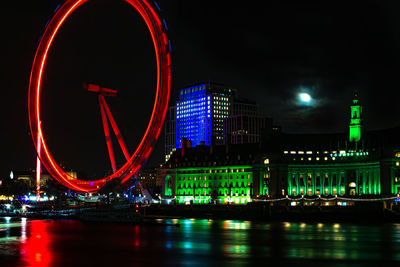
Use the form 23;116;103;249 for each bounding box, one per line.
99;95;117;173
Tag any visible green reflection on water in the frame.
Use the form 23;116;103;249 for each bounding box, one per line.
158;218;400;263
283;222;399;261
223;244;249;256
1;217;400;265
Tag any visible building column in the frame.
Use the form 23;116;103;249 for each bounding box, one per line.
375;168;380;195
368;169;372;195
356;170;360;195
313;171;316;195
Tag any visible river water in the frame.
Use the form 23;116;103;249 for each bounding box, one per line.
0;216;399;266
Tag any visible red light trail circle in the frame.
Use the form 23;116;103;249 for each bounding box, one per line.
28;0;171;192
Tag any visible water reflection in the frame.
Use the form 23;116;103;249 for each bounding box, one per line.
21;220;51;267
0;217;399;266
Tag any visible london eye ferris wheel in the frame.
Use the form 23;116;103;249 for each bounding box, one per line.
28;0;171;192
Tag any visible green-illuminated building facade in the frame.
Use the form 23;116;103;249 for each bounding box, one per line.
161;143;264;204
162;93;400;204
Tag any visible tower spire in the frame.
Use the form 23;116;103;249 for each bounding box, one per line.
349;91;363;144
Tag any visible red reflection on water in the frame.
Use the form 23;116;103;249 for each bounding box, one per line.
20;220;51;267
134;225;140;247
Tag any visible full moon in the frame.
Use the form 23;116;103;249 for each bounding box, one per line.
299;93;311;103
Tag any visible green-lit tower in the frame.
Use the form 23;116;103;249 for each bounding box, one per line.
349;91;363;145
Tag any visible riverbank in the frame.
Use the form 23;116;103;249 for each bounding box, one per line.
2;202;400;223
142;203;400;223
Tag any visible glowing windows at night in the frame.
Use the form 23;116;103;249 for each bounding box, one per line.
176;85;211;148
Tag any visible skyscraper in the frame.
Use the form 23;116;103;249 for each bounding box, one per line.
175;82;234;149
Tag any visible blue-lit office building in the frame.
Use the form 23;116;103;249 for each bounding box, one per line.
175;83;234;149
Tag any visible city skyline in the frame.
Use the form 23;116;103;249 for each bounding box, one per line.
2;2;400;266
2;0;400;179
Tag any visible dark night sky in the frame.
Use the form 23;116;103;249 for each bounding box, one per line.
1;0;400;179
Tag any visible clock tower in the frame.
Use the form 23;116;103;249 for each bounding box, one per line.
349;91;363;145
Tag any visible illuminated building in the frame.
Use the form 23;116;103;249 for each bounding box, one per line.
175;82;234;149
162;142;260;204
266;93;399;197
162;92;400;204
1;171;77;193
